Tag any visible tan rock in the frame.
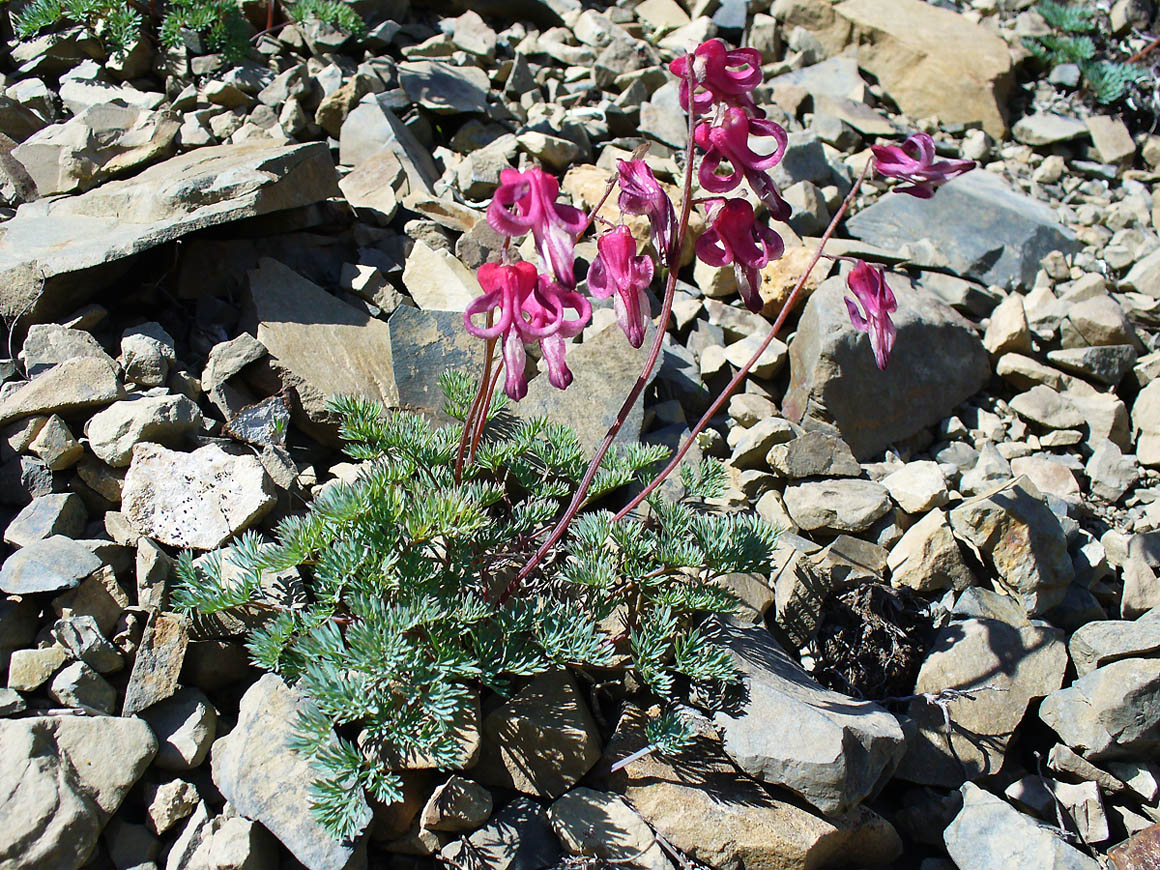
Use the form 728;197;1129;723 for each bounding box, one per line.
759;244;831;318
0;357;124;426
401;241;481;312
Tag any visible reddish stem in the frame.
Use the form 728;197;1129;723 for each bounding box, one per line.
455;316;495;484
495;63;702;608
469;359;504;463
613;158;874;521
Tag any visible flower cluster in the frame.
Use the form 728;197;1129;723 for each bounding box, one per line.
674;39;790;313
871;132;976;199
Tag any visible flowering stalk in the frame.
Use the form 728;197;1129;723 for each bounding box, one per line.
612;158;874;521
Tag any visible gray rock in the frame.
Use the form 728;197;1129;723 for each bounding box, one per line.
0;687;26;715
705;618;906;816
21;324;112;376
339;95;439;195
52;615;121;674
29;414;84;471
475;670;601;799
783;275;989;460
948;476;1074;615
144;778;199;835
1039;657;1160;760
1069;609;1160;676
388;307;485;422
845;170;1079;290
943;783;1100;870
4;492;86;548
248;258;398;441
399;61;489;114
1085;439;1138;503
881;460;948;513
1012;112;1089;146
141;687;216;771
0;142;339;327
12;104;178;196
0;596;38;672
547;788;672;870
48;661;115;713
120;322;175;387
0;357;124;427
1062;295;1137;348
85;395;203;467
1009;385;1086;430
420;775;493;832
212;673;370;870
766;431;860;478
122;610;189;715
783;479;892;533
1047;345;1137;386
512;323;656;457
895;618;1067;786
121;442;275;550
440;796;561;870
607;704;903;870
7;644;68;691
769;56;869;103
730;417;796;469
0;715;156;870
887;508;975;593
0;534;102;594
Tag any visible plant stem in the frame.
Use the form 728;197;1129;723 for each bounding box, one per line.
469;358;504;464
1127;34;1160;64
495;62;702;608
612;158;874;521
455;316;495;483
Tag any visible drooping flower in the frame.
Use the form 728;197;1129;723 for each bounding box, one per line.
486;167;587;288
669;39;764;116
464;261;591;400
695;107;791;220
695;200;784;313
870;132;976;199
588;225;655;349
844;261;897;370
617;158;678;267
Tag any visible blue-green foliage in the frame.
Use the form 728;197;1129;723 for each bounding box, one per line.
1023;0;1149;105
174;373;780;840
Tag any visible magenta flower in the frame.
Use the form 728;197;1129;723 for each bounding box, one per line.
870;132;975;199
464;261;591;400
844;261;897;370
588;226;655;349
487;167;587;288
695;200;784;313
617;158;678;267
669;39;763;116
695;107;791;221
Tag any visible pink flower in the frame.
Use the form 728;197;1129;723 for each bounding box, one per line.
486;167;587;288
695;200;784;313
669;39;763;116
844;261;897;370
464;261;591;400
617;159;678;267
695;107;791;221
870;132;975;199
587;225;655;349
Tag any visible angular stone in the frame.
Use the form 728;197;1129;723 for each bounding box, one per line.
398;61;489;115
122;443;274;550
401;241;481;311
1039;658;1160;761
0;715;156;870
0;534;102;595
339;97;440;196
1070;610;1160;677
122;611;188;715
420;775;493;833
21;324;112;377
4;493;87;548
783;479;892;534
948;476;1074;615
29;414;84;470
881;460;948;513
12;104;179;196
141;687;216;772
439;796;561;870
7;644;68;692
766;431;860;478
1135;379;1160;467
1048;345;1137;386
0;142;340;326
1108;822;1160;870
1005;775;1109;844
248;258;398;440
52;615;121;674
706;618;906;816
548;788;672;870
49;660;115;712
783;275;989;459
887;508;975;593
983;294;1031;356
606;705;902;869
895;618;1067;786
212;674;370;870
944;783;1100;870
0;357;124;426
85;395;203;467
1012;113;1089;146
846;171;1078;290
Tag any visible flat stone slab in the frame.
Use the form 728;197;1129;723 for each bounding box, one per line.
845;170;1078;290
0;141;339;324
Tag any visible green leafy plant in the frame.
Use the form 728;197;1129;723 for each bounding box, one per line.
174;373;779;840
12;0;142;54
1023;0;1150;105
287;0;364;36
158;0;251;61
